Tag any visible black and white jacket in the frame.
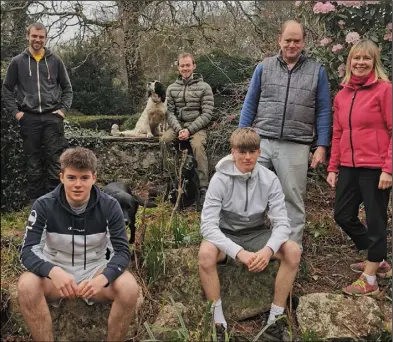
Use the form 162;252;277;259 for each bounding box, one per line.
20;184;131;285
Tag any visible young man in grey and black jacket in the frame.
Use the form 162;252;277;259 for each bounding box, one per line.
2;22;73;203
18;147;140;341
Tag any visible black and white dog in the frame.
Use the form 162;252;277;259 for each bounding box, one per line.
111;80;167;138
102;182;156;244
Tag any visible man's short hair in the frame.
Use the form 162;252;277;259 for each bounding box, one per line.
177;52;195;65
27;22;48;37
230;128;260;151
279;20;306;39
60;147;97;173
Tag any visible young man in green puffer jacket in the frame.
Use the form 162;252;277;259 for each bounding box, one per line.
161;52;214;208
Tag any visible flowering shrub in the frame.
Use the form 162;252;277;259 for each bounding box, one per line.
295;1;392;95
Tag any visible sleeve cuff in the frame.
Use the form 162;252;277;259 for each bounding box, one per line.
226;243;243;260
40;262;56;278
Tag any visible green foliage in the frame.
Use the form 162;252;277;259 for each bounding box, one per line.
0;101;28;212
195;51;255;94
300;328;323;342
122;113;142;130
295;1;392;95
59;39;134;116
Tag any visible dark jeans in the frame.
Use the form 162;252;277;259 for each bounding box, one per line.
19;111;69;200
334;166;391;262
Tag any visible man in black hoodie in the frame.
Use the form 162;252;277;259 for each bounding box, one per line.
18;147;140;341
2;22;73;203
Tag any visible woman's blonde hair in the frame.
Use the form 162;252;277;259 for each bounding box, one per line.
342;39;390;84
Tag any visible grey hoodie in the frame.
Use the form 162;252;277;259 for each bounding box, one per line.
201;155;291;259
2;48;73;117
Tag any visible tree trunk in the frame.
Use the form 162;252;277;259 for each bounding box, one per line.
118;0;147;112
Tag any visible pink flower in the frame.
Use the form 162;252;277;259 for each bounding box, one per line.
345;31;361;44
313;2;336;13
384;32;392;41
320;37;333;46
337;63;346;77
386;23;392;31
336;1;361;7
226;114;235;122
295;1;302;6
365;1;380;4
332;44;343;52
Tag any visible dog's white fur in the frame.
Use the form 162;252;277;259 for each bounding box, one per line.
111;81;167;138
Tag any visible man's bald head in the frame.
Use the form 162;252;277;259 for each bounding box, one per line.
280;20;306;39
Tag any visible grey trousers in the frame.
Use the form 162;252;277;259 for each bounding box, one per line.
258;139;310;248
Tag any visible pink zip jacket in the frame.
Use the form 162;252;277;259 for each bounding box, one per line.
328;77;392;174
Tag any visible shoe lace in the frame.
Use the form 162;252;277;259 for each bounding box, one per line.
352;279;366;288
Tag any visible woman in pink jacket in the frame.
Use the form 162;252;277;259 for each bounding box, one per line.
327;39;392;296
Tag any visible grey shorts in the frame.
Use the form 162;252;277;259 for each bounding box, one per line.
49;261;108;307
222;227;272;253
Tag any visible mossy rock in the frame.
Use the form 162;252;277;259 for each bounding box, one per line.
7;280;143;341
154;246;278;331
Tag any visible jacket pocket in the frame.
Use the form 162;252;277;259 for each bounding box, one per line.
339;130;351;164
21;94;38;110
354;130;382;165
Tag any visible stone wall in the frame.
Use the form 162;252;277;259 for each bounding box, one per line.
73;135;227;186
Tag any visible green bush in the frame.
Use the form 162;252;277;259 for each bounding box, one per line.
295;1;392;95
60;39;135;116
1;98;28;212
195;51;255;94
121;113;142;130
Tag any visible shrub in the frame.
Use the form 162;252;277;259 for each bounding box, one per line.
195;51;255;95
294;1;392;95
59;39;135;116
0;101;28;212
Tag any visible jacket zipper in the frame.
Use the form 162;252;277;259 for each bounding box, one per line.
348;90;358;167
280;70;292;138
244;178;249;211
36;60;42;113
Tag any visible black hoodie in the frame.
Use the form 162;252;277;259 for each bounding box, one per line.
20;184;131;285
2;48;73;117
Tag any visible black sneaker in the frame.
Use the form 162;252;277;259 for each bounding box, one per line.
214;323;228;342
262;319;290;341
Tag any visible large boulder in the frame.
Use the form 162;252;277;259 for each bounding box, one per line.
296;293;384;340
154;247;278;330
7;282;143;341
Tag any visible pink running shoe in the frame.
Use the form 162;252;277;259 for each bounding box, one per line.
350;260;392;278
343;275;380;296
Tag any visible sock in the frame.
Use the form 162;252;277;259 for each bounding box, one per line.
212;299;227;330
362;273;377;285
267;303;284;324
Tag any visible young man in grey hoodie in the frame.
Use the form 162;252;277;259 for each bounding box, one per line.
199;128;301;340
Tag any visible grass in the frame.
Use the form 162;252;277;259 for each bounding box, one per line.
1;207;30;286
